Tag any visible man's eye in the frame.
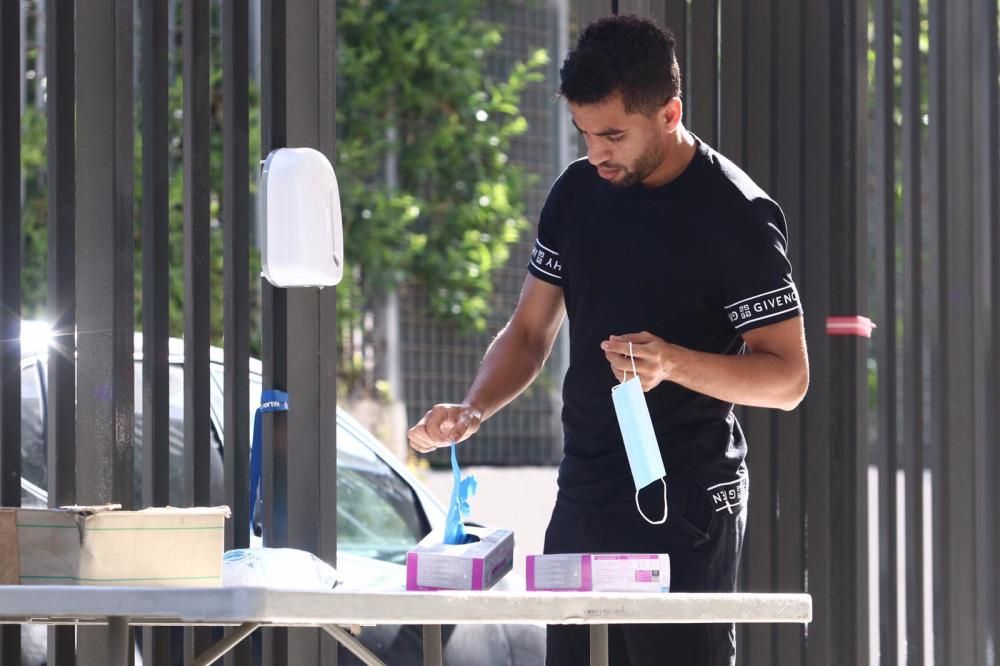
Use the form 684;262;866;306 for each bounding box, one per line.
608;135;625;144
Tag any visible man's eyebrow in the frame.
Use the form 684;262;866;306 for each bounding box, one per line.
571;119;626;137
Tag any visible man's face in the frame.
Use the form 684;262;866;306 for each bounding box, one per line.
568;94;669;188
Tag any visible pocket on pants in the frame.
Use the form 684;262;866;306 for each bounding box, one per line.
668;479;716;546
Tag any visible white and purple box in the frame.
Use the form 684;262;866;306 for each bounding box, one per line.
406;526;514;591
526;553;671;592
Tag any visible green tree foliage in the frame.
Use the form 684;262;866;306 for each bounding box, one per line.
336;0;547;332
20;0;544;396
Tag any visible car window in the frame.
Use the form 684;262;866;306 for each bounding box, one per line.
336;425;426;565
219;372;428;564
133;362;224;508
21;361;46;490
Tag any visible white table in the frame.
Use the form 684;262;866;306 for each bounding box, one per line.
0;586;812;665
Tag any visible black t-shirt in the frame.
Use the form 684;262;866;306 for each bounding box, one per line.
528;139;802;513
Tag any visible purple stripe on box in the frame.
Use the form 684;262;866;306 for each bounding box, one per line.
406;552;420;590
526;556;536;591
471;558;484;591
581;555;592;589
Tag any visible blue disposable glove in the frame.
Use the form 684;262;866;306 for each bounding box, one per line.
443;444;478;545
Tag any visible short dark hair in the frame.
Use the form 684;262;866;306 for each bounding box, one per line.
559;14;682;115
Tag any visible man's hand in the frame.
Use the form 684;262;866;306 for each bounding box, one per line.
601;332;675;391
408;403;483;453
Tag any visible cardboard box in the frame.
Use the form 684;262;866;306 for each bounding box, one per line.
526;553;671;592
406;526;514;591
0;505;229;587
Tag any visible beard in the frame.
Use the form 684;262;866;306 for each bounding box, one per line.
602;140;667;188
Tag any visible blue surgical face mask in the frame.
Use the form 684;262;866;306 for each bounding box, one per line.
611;342;668;525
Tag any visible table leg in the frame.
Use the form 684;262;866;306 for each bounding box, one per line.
191;622;260;666
320;624;386;666
590;624;609;666
422;625;443;666
107;617;130;666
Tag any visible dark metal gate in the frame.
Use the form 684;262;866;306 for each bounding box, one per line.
0;0;336;663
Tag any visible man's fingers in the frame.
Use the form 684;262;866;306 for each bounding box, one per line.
448;413;480;444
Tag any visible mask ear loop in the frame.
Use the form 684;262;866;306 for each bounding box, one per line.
635;479;668;525
620;341;639;383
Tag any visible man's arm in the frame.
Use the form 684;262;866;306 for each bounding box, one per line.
408;275;565;452
602;315;809;411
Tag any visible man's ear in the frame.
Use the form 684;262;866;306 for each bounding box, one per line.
662;98;683;132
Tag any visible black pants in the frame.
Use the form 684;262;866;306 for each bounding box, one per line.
543;475;747;666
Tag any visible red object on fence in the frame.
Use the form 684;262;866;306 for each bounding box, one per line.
826;316;876;338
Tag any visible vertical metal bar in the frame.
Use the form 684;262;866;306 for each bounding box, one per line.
873;0;899;663
616;1;650;18
588;625;608;666
970;0;998;659
283;0;337;662
141;0;171;663
315;1;340;662
718;0;744;161
261;0;289;662
107;618;130;666
46;0;77;662
931;0;979;663
688;0;719;145
575;1;612;28
182;0;212;660
0;0;21;517
75;1;135;664
900;0;926;663
740;3;775;662
718;5;747;657
222;0;251;663
985;0;1000;656
925;0;947;660
0;0;22;662
798;0;871;664
773;0;806;662
662;1;688;101
422;625;443;666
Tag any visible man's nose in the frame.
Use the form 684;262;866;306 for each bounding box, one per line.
587;143;610;166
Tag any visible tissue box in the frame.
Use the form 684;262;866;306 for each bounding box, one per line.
526;553;670;592
406;526;514;591
0;505;229;587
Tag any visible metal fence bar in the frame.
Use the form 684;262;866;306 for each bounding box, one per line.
739;2;776;662
773;1;806;662
0;0;22;662
261;0;290;661
873;0;900;663
141;0;171;663
930;0;979;662
970;0;999;659
182;0;213;659
222;0;252;662
316;0;340;660
799;3;835;664
45;0;77;662
899;1;926;663
661;1;688;102
985;0;1000;659
717;1;748;658
790;1;872;665
925;0;947;661
282;0;338;661
687;0;718;145
75;1;135;663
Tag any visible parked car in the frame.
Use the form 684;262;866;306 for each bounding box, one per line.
16;322;543;665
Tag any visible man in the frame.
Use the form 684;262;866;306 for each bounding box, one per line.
408;14;808;666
